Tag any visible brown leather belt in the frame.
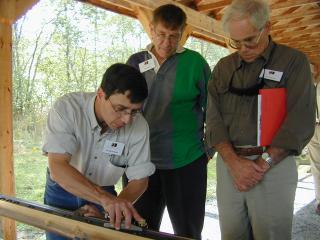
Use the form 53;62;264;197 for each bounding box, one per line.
234;146;264;156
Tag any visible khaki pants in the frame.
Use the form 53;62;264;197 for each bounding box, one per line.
216;154;297;240
307;124;320;204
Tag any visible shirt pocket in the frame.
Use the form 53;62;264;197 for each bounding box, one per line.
102;157;126;186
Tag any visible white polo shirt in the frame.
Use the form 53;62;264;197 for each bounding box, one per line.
42;92;155;186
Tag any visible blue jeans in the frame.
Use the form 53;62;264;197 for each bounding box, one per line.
44;169;117;240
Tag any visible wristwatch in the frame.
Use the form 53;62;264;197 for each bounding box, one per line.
261;152;273;167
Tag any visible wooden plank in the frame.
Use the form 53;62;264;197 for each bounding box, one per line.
191;29;227;47
0;1;38;239
0;1;39;239
196;0;231;12
79;0;136;18
271;8;320;21
0;200;150;240
272;26;320;37
270;0;320;10
275;33;320;43
0;9;16;240
294;45;320;51
179;24;193;46
272;17;320;31
288;40;320;48
134;6;152;39
190;27;228;46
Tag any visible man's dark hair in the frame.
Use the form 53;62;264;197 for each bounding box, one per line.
153;4;186;30
100;63;148;103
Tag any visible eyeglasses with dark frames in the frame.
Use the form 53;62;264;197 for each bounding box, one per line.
107;98;141;117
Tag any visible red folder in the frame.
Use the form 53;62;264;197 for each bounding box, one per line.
257;88;286;146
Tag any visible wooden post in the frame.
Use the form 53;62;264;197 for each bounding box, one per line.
0;0;39;239
179;24;193;47
0;3;17;239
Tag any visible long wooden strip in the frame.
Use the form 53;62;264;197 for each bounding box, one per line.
0;199;150;240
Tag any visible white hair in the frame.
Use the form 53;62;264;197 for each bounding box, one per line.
222;0;270;32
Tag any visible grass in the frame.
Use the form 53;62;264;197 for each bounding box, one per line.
13;141;47;239
207;157;217;202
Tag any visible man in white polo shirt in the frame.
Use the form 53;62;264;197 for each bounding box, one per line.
42;63;155;240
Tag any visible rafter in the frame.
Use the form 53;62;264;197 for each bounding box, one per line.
272;17;320;31
134;6;152;39
196;0;231;12
125;0;224;35
192;27;227;46
270;0;320;10
274;33;320;42
271;8;320;21
295;44;320;51
285;38;320;45
180;24;194;46
272;26;320;37
14;0;40;21
79;0;135;18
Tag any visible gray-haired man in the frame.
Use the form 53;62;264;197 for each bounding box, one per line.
206;0;315;239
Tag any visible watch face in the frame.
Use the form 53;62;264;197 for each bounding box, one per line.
262;152;270;160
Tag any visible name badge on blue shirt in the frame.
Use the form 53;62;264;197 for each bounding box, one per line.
103;140;125;156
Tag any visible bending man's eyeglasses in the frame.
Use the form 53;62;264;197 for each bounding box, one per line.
108;98;141;117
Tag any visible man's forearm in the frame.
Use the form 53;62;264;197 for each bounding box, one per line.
48;153;115;206
214;141;238;167
118;178;148;203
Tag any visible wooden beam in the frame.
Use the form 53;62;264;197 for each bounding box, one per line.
79;0;136;18
120;0;225;36
134;6;152;39
295;45;320;52
191;28;227;46
289;40;320;48
272;17;320;31
0;200;150;240
276;34;320;43
272;26;320;37
196;0;231;12
309;53;320;57
179;24;193;46
194;0;203;4
270;0;320;10
87;0;228;49
0;1;38;239
14;0;39;21
271;8;320;22
0;5;16;240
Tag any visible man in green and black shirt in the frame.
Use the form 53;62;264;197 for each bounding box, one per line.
126;4;211;239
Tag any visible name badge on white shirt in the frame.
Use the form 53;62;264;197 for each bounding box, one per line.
259;69;283;82
139;59;155;73
103;140;125;156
